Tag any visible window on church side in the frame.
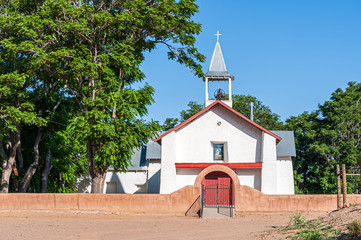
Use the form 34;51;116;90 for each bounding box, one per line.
213;144;224;161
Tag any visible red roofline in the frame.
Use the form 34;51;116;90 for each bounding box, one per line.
155;100;281;143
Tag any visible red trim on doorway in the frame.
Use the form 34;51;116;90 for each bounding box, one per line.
175;162;262;169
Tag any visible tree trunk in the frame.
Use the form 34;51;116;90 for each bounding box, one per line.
0;131;20;193
16;144;24;171
18;127;42;193
87;140;107;193
41;149;52;193
90;171;107;193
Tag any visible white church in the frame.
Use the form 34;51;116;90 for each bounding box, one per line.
79;33;296;196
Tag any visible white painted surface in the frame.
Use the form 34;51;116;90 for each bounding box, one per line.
276;156;295;194
175;169;201;190
175;105;262;164
148;159;161;193
206;99;232;108
261;133;278;194
159;131;177;194
104;170;147;194
235;169;262;191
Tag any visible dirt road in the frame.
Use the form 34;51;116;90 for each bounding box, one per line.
0;210;325;240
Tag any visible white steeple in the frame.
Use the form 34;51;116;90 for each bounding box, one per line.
204;31;234;108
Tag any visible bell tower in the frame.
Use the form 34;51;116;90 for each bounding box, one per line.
204;31;234;108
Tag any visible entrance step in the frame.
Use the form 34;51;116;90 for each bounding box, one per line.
202;207;234;218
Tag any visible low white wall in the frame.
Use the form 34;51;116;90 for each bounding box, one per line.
175;169;201;190
105;171;147;194
235;168;261;191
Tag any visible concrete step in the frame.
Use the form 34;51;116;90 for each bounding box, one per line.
202;207;234;218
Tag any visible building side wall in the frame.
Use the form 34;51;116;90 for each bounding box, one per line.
104;171;147;194
160;132;177;194
261;133;278;194
148;160;161;194
276;156;295;194
235;169;262;191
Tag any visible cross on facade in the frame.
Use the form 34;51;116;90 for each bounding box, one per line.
215;30;221;42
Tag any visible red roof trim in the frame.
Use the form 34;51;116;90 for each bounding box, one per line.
154;100;281;143
175;163;262;169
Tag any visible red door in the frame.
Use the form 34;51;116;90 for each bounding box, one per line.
202;171;232;206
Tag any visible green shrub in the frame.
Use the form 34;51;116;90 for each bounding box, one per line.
347;218;361;238
287;212;339;240
287;211;307;229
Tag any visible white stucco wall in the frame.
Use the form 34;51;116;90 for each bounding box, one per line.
235;169;262;191
104;170;147;194
147;159;161;193
159;104;295;195
175;105;262;164
160;105;266;194
261;132;278;194
276;156;295;194
175;169;201;190
160;131;177;194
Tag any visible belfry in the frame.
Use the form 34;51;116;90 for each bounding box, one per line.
204;31;234;108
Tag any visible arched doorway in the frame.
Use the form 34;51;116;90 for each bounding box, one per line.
194;165;240;217
201;171;233;207
199;169;235;217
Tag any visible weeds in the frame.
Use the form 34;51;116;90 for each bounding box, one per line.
347;218;361;238
286;212;340;240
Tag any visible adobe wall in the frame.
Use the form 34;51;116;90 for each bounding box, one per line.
1;185;360;213
0;186;200;214
235;185;361;212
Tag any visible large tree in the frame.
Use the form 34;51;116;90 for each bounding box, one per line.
34;0;204;193
286;82;361;193
1;0;205;193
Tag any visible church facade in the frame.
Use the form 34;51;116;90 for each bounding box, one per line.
79;33;296;195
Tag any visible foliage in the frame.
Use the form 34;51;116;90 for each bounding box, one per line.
11;0;204;192
1;0;205;193
287;212;339;240
232;94;284;130
162;101;203;131
162;118;179;131
162;95;284;131
286;82;361;194
347;218;361;238
287;211;307;229
180;101;204;121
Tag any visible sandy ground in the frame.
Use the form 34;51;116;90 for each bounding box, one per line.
0;210;326;240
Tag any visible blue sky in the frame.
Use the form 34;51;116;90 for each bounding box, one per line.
140;0;361;124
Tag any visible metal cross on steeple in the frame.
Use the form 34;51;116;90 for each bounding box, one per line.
214;30;221;42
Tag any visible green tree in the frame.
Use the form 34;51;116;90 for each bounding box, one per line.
162;118;179;131
180;101;204;121
16;0;204;193
161;101;203;131
232;94;284;130
286;82;361;193
163;95;284;131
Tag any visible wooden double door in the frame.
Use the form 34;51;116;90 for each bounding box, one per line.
201;171;233;207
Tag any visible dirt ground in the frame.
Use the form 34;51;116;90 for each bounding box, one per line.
0;210;326;240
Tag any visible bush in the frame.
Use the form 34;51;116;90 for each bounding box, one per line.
347;218;361;238
287;212;339;240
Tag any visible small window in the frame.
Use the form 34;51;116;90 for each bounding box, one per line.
213;144;224;161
